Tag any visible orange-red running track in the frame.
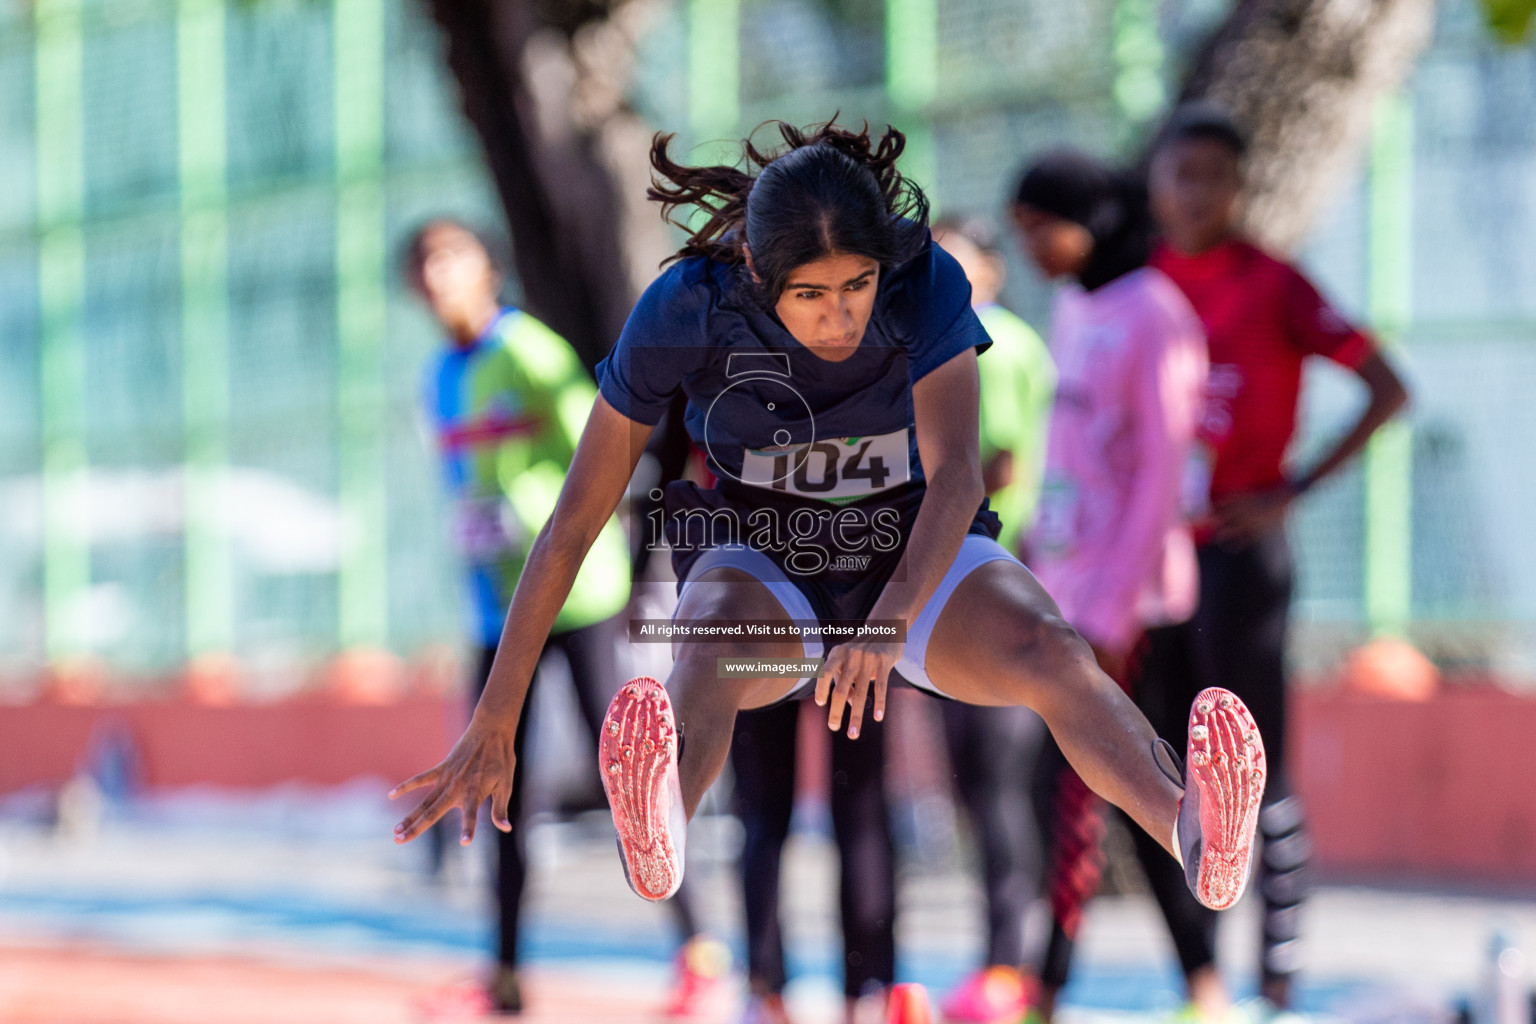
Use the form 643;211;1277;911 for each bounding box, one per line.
0;943;736;1024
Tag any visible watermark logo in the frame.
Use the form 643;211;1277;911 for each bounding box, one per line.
700;351;908;502
829;553;872;572
628;619;906;644
645;494;903;576
704;352;815;487
624;344;913;578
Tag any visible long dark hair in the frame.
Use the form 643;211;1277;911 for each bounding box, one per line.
648;120;931;299
1014;149;1154;292
1080;174;1153;291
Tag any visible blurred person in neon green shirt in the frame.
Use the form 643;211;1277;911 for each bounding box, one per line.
406;219;724;1017
411;223;628;638
930;216;1058;1024
934;217;1056;554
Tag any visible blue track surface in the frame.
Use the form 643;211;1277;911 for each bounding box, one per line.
0;887;1366;1014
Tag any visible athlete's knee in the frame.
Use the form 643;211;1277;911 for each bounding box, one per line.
1039;612;1096;667
674;579;794;667
671;642;770;716
993;611;1097;709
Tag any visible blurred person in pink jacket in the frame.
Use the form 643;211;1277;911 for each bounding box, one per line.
1012;149;1208;1016
1017;149;1206;679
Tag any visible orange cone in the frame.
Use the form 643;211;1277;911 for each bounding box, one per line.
886;983;932;1024
1342;636;1440;701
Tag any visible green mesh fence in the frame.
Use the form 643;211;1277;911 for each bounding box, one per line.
636;0;1536;679
1;0;1534;688
0;0;498;685
1288;3;1536;675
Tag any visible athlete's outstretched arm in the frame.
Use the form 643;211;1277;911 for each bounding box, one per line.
392;395;652;843
817;347;985;734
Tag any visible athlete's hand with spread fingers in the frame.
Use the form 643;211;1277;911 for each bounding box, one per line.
390;716;520;846
815;638;904;739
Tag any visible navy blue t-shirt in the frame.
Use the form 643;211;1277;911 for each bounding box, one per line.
598;234;991;502
598;235;998;612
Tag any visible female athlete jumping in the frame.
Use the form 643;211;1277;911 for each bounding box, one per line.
390;122;1267;918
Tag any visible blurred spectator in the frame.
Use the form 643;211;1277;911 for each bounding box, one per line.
1128;103;1410;1020
932;216;1056;556
1012;150;1209;1019
930;215;1056;1024
731;702;895;1024
404;219;726;1016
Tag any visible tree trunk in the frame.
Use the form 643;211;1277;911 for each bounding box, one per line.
431;0;1440;327
421;0;668;373
1170;0;1438;254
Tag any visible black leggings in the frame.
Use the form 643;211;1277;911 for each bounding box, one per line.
1131;529;1308;984
731;700;896;1000
1038;529;1308;989
477;618;702;968
940;702;1049;968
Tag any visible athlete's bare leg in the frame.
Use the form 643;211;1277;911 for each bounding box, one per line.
922;558;1184;855
601;568;809;900
664;568;806;818
616;556;1255;910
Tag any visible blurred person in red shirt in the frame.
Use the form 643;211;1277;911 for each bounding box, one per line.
1135;104;1410;1020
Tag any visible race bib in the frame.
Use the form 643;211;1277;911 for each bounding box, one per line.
1032;474;1079;556
740;428;910;502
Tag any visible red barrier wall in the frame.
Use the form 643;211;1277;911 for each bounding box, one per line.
0;695;457;791
5;686;1536;885
1294;685;1536;886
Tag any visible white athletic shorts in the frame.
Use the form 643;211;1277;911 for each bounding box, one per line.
675;533;1021;699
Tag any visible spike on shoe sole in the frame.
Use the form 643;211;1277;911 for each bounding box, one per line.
599;676;684;901
1185;686;1267;910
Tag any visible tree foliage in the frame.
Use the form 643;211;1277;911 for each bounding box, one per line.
1170;0;1438;253
1479;0;1536;42
431;0;1447;332
422;0;667;373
